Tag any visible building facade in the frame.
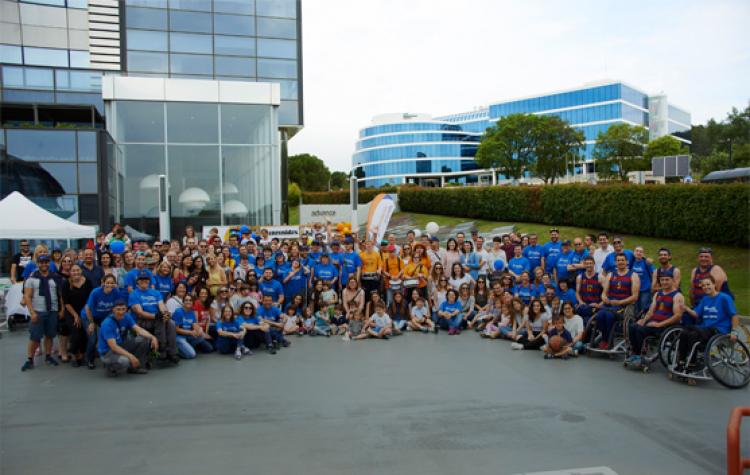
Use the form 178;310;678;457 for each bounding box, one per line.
0;0;302;238
352;81;690;188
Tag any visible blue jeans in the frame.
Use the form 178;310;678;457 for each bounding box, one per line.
86;323;100;363
637;291;652;315
176;335;214;359
269;328;287;344
594;306;623;343
216;336;239;354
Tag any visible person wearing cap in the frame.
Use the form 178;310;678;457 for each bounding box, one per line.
553;240;575;287
309;240;323;265
129;270;179;363
601;236;634;276
542;228;562;275
312;253;338;290
359;239;382;301
689;247;731;307
21;254;63;371
631;246;656;314
258;267;285;307
625;270;684;365
328;241;344;269
98;299;159;376
124;253;153;294
651;248;681;293
340;238;362;290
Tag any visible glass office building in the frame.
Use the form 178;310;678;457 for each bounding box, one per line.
352;81;690;187
1;0;303;239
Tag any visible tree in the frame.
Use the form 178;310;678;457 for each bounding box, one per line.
532;116;585;184
329;171;349;190
288;153;331;191
644;135;686;160
287;182;301;204
593;123;650;180
475;114;541;180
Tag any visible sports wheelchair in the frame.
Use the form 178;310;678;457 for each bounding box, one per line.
585;305;637;359
661;324;750;389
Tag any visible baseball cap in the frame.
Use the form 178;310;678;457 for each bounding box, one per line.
37;255;50;262
136;270;151;281
380;239;389;246
331;241;340;247
698;247;713;254
430;236;439;242
562;240;571;246
113;299;128;307
471;229;479;235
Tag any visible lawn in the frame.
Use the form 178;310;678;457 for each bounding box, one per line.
289;205;299;225
397;212;750;315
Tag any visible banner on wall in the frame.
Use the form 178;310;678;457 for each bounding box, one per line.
202;225;300;241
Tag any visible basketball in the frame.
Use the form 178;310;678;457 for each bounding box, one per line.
548;335;563;353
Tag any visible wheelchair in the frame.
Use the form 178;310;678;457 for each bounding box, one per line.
623;324;681;373
663;325;750;389
586;305;636;359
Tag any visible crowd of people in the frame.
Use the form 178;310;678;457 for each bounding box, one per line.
9;221;741;377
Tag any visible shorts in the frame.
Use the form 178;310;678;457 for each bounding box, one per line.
372;326;383;333
393;320;407;330
331;316;348;326
29;311;58;342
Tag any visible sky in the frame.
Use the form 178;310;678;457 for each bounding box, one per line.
288;0;750;172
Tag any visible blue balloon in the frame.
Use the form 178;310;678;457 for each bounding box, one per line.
239;225;250;234
493;259;505;271
109;240;126;255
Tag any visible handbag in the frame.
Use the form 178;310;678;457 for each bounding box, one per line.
362;272;379;281
404;263;423;288
389;279;402;290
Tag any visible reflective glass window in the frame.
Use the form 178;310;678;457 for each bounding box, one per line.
55;70;102;92
23;47;68;67
256;58;296;78
221;145;274;225
169;10;212;33
214;35;255;56
56;92;104;113
78;163;98;193
40;163;77;193
214;56;255;77
257;38;296;59
69;50;90;68
169;32;212;54
127;29;168;51
214;0;254;15
213;14;255;36
0;45;22;64
127;51;168;73
22;0;65;5
124;0;167;7
126;6;168;30
2;90;55;103
220;104;273;144
78;194;99;223
167;145;220;220
77;132;97;161
115;101;165;143
169;53;213;75
278;100;298;125
257;17;296;39
256;0;296;18
166;102;218;143
7;130;76;161
260;78;297;100
168;0;211;11
120;144;165;219
2;66;54;89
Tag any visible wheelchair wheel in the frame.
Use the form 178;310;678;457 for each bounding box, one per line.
705;334;750;389
658;325;682;368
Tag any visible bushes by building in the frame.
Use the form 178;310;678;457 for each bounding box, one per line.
398;184;750;247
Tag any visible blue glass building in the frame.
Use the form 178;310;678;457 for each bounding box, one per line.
353;81;691;187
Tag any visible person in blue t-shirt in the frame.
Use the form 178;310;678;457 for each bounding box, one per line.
313;253;339;289
437;289;464;334
257;294;290;348
678;276;740;370
98;300;158;376
172;294;213;359
152;261;174;301
328;241;344;270
273;252;290;283
631;246;655;314
237;300;275;353
553;240;575;285
340;239;362;288
542;228;562;274
522;234;545;273
508;245;531;280
124;254;153;294
308;241;323;266
569;238;590;277
258;267;285;307
84;274;120;369
513;271;537;306
215;305;249;358
556;279;578;305
128;271;178;363
283;258;310;303
601;237;634;275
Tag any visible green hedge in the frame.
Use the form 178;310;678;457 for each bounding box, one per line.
302;186;399;204
398;184;750;247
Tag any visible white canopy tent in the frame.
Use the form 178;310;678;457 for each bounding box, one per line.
0;191;96;240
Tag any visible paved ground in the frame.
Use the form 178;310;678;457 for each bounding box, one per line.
0;330;748;475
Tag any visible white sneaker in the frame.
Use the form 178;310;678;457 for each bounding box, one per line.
240;346;252;355
234;347;242;360
511;342;524;350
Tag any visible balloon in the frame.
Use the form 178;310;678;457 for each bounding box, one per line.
493;260;505;271
426;222;439;235
239;225;250;234
109;240;126;255
413;229;422;238
336;223;344;232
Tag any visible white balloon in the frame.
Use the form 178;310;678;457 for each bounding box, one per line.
413;229;422;238
426;222;439;234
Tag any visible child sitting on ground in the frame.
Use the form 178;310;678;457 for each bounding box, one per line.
544;315;573;359
312;302;332;336
302;307;315;335
344;309;367;341
330;303;348;335
283;305;301;336
320;282;338;307
474;297;502;332
367;301;392;339
408;296;436;333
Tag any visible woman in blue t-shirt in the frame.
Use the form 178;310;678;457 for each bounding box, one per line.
215;305;247;359
152;261;174;301
438;289;463;335
84;274;120;369
172;294;213;359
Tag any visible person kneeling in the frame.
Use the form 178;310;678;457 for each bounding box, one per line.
368;301;392;339
98;299;159;376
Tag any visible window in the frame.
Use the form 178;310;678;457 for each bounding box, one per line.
78;163;98;193
257;17;296;39
257;58;296;78
115;101;165;143
214;0;254;15
167;145;220;219
214;14;255;36
69;50;90;68
23;47;68;67
78;132;97;161
78;195;99;223
126;0;167;6
40;163;78;193
278;100;298;125
220;104;273;144
2;66;54;89
259;78;297;100
120;144;165;218
256;0;296;18
168;0;211;11
0;45;22;64
214;35;255;56
169;32;212;54
169;10;212;33
215;56;255;77
55;70;102;92
7;130;77;162
257;39;296;59
169;53;213;75
127;30;168;51
166;102;218;143
127;51;168;73
126;7;168;30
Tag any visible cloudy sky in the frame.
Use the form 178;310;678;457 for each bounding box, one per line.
288;0;750;172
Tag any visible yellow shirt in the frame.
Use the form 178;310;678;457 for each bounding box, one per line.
359;250;382;273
